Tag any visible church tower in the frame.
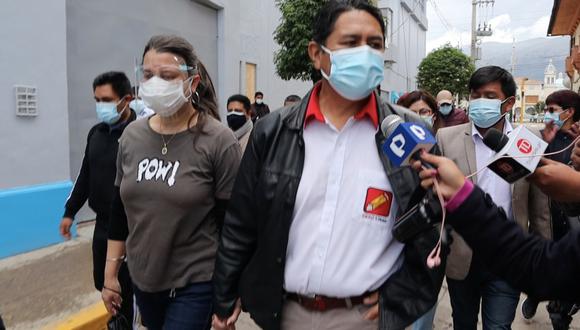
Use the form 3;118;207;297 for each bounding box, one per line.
544;59;557;86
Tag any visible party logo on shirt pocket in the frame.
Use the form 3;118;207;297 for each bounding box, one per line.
363;188;393;219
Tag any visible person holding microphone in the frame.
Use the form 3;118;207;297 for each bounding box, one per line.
411;152;580;301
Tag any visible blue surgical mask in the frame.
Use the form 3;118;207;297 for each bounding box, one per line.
320;45;384;101
96;99;125;124
130;99;146;115
439;104;453;116
468;98;509;128
421;115;434;126
544;110;570;128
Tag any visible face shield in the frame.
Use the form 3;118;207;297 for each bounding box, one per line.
136;63;196;84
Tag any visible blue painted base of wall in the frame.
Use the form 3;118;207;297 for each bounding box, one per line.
0;181;75;259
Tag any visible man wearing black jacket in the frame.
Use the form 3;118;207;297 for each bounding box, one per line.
250;91;270;122
60;71;135;323
212;1;445;330
413;153;580;301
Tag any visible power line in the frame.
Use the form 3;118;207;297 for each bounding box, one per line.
428;0;452;33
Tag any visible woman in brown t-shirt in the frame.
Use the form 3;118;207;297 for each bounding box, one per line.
101;35;241;330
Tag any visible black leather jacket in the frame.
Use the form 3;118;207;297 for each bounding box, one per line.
213;88;446;330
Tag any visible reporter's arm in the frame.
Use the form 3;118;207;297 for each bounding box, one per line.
448;185;580;301
415;153;580;300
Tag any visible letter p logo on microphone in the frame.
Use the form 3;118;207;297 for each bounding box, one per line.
382;122;436;167
390;134;406;158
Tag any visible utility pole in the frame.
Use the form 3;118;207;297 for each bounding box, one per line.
471;0;477;63
471;0;495;64
520;78;528;124
510;37;516;75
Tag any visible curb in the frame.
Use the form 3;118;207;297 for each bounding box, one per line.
44;302;108;330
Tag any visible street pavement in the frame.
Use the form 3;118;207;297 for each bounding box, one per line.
3;223;580;329
0;223;98;329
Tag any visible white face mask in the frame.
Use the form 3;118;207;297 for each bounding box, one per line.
139;76;192;117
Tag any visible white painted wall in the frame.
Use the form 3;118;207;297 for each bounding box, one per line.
0;0;70;189
65;0;220;182
3;0;419;193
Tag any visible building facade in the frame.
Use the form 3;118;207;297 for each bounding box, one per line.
377;0;428;103
0;0;314;258
548;0;580;92
514;59;568;120
1;0;428;258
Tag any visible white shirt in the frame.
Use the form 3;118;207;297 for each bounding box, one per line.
471;121;514;220
283;116;404;297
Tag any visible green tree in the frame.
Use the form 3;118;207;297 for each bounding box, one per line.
417;44;474;98
274;0;379;83
534;101;546;114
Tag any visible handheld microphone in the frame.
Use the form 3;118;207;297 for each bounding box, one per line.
483;128;509;152
482;126;548;183
381;114;437;168
381;115;442;243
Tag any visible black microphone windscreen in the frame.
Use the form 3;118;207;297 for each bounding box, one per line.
483;128;509;152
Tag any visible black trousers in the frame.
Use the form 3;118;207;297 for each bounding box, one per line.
93;223;134;324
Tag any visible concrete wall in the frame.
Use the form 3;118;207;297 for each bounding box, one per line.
66;0;219;184
0;0;70;189
232;0;312;109
0;0;72;257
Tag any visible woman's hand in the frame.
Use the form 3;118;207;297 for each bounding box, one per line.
102;277;123;315
542;121;558;143
212;298;242;330
411;152;466;201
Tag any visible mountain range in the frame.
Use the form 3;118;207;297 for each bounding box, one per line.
461;37;570;81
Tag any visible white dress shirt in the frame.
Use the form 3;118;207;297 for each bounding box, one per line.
471;121;514;220
284;115;404;298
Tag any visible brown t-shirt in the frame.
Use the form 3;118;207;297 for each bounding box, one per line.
115;116;242;292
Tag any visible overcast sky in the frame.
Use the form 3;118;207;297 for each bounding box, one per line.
426;0;557;51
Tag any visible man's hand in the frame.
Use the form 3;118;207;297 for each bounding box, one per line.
212;298;242;330
411;152;466;201
528;158;580;202
572;139;580;171
542;121;558;143
363;292;379;320
59;217;74;240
